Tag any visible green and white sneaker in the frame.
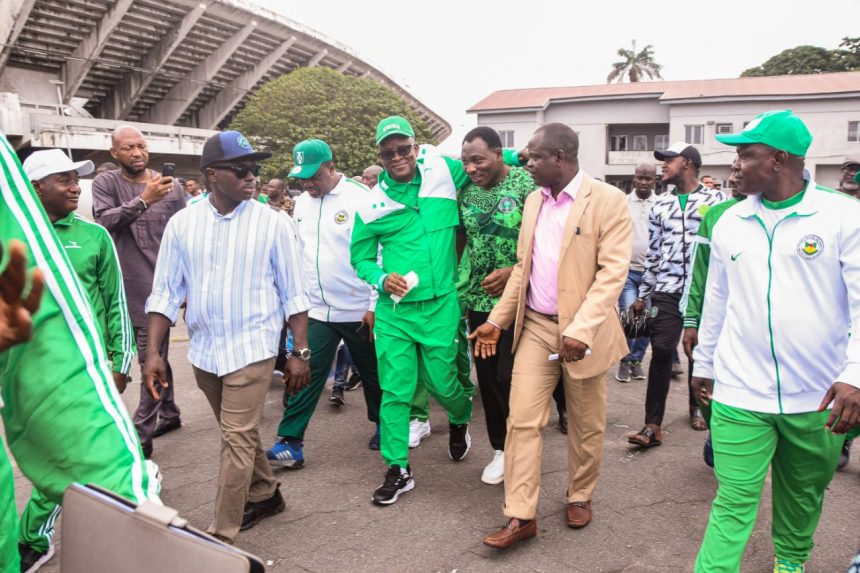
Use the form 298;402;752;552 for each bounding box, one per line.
773;557;804;573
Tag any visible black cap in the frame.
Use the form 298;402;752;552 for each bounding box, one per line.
201;130;272;169
654;142;702;169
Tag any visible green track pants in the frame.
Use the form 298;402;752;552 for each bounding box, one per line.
277;318;382;439
375;292;473;468
694;401;844;572
410;316;474;421
0;135;157;572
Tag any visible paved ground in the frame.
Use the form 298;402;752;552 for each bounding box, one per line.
9;320;860;572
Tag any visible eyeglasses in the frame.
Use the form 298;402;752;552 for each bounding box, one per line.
378;144;414;161
210;164;262;178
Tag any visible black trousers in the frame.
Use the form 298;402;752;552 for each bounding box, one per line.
468;310;565;451
644;292;696;426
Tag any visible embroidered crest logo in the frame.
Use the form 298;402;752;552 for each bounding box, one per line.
334;210;349;225
498;197;516;214
797;234;823;260
236;134;252;151
295;151;305;165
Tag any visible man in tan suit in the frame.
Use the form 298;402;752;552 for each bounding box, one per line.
471;123;632;549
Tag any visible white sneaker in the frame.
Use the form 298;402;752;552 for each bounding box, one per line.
408;419;431;448
481;450;505;484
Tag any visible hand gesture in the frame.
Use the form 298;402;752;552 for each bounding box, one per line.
691;376;714;407
383;272;408;297
0;240;44;351
818;382;860;434
140;171;174;206
143;354;168;400
560;336;588;362
468;322;501;359
285;356;310;395
682;328;699;361
112;371;128;394
481;267;513;298
361;311;375;342
630;299;646;317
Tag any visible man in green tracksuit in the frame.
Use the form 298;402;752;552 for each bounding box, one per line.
351;116;520;505
691;111;860;573
0;136;156;573
16;149;137;568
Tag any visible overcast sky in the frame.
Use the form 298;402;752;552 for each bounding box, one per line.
256;0;860;152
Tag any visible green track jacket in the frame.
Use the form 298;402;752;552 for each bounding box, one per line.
52;213;135;374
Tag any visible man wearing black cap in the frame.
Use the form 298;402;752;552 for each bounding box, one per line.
628;142;725;447
143;130;311;542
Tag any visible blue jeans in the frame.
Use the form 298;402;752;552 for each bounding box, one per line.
333;344;355;390
619;269;650;363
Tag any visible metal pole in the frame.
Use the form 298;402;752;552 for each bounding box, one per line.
50;80;73;160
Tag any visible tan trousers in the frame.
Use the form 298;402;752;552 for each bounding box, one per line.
503;310;608;520
193;357;278;541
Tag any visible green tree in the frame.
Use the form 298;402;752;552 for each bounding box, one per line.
606;40;663;83
230;67;437;180
741;44;860;77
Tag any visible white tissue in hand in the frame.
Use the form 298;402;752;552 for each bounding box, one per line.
390;271;419;304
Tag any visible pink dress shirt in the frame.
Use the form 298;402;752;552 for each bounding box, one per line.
526;170;584;315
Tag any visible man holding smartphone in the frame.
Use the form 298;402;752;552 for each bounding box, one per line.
265;139;383;469
93;125;185;459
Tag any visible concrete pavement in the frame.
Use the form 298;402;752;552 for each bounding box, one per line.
10;322;860;572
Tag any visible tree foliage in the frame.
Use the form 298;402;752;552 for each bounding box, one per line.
741;40;860;77
230;67;437;180
606;40;663;83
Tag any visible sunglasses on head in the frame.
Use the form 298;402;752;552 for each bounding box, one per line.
378;144;414;161
210;164;262;178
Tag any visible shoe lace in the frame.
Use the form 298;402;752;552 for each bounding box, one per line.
774;558;804;573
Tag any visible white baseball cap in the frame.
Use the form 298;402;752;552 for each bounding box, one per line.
22;149;94;182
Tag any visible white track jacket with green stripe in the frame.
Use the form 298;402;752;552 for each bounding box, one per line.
692;182;860;414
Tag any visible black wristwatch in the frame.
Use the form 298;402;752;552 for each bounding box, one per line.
290;348;311;362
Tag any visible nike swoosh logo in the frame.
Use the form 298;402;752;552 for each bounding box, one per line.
731;251;743;261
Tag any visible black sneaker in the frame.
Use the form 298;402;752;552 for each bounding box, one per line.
19;542;55;572
372;465;414;505
448;423;471;461
344;372;363;391
241;484;286;531
329;387;345;406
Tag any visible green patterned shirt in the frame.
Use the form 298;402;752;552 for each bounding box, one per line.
458;166;535;312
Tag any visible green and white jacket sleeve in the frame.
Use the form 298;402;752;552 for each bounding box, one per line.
96;228;136;374
442;149;523;190
350;213;386;291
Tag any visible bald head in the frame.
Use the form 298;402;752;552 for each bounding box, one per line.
110;125;149;177
362;165;383;188
533;123;579;162
266;178;286;201
111;126;144;147
633;162;657;198
634;162;656;177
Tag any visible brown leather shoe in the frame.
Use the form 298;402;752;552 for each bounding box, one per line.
566;501;592;528
482;518;537;548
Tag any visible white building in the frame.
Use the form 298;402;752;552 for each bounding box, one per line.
468;72;860;191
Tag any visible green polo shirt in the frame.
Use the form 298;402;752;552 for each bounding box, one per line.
458;166;534;312
52;212;135;374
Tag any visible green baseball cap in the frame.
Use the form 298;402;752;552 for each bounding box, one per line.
289;139;333;179
376;115;415;145
715;109;812;157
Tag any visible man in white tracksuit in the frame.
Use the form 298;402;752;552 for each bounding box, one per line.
691;110;860;573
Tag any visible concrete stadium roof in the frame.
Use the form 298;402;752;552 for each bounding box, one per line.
1;0;451;140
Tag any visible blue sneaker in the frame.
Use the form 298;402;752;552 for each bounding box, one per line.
369;424;381;450
267;438;304;469
703;433;714;469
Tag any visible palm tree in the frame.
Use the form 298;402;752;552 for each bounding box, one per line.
607;40;663;83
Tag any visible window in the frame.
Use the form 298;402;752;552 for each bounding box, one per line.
685;125;704;145
499;130;515;147
610;135;628;151
716;123;733;134
655;134;669;149
632;135;648;151
849;121;860;142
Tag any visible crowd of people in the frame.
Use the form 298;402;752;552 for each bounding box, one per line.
0;108;858;573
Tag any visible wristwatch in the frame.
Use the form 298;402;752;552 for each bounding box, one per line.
290;348;312;362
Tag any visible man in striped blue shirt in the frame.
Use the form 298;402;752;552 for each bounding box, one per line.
144;131;311;543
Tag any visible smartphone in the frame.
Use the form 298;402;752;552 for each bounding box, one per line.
161;163;175;178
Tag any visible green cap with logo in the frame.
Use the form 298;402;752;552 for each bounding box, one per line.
289;139;333;179
376;115;415;145
715;109;812;157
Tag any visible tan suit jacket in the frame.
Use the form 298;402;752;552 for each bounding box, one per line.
488;173;632;379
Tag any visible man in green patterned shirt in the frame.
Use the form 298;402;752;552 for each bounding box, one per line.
458;126;565;485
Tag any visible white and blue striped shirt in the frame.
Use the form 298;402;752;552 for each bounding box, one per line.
146;198;310;375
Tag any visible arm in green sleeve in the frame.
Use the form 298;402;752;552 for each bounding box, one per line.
350;213;386;290
682;239;711;329
442;149;523;191
96;229;136;374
